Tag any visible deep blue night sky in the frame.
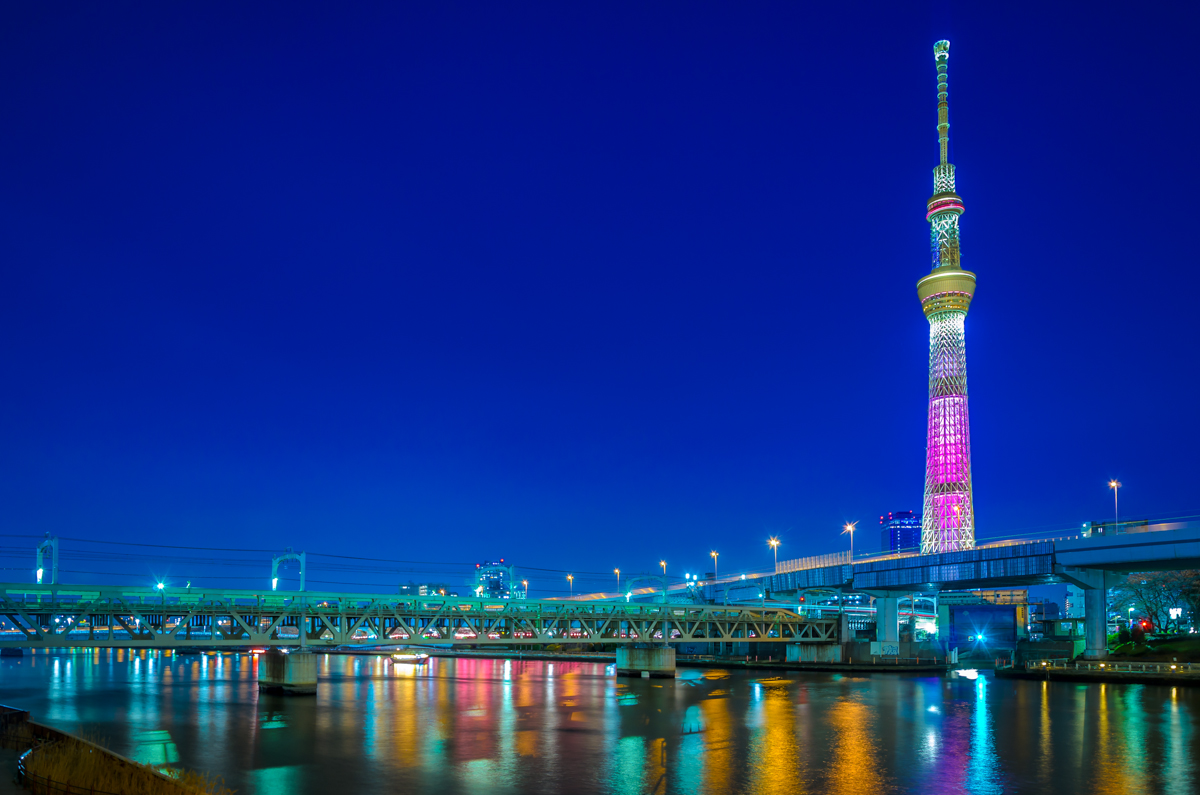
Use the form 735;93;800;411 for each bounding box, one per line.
2;3;1198;596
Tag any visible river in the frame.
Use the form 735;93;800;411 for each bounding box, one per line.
1;649;1197;794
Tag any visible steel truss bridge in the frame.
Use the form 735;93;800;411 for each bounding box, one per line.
0;583;837;649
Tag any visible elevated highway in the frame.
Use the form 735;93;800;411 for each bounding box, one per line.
768;527;1200;594
767;526;1200;659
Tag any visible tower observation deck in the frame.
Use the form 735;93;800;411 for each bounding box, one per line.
918;40;977;553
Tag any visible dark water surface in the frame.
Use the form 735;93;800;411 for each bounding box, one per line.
2;649;1197;794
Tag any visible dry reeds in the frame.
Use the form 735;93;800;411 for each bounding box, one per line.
23;735;234;795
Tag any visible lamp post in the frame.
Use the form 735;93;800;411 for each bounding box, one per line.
710;551;719;603
614;568;620;594
843;521;858;561
522;579;529;599
660;560;666;576
768;537;780;572
1109;480;1122;530
567;574;573;598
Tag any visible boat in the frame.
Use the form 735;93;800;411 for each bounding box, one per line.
390;652;430;664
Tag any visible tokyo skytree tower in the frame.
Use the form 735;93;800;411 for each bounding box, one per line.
918;40;977;553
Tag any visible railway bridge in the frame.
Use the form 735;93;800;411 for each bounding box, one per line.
0;582;836;650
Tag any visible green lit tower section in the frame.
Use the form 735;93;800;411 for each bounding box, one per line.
918;40;977;554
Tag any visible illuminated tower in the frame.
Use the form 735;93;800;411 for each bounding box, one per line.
918;40;976;553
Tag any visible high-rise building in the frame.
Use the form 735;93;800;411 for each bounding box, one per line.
1064;584;1086;618
919;40;978;554
880;511;922;553
474;560;517;599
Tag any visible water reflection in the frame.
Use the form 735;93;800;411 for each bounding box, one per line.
1;649;1198;794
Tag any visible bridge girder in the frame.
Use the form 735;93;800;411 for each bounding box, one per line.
0;583;836;649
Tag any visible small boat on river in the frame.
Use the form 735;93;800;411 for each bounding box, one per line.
390;652;430;664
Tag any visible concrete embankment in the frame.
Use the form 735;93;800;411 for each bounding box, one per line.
0;704;229;794
678;658;950;675
382;648;950;675
996;665;1200;687
421;649;618;664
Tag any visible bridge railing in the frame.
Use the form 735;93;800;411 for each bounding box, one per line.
776;551;850;573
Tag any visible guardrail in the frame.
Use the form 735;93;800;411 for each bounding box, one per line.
1025;659;1196;674
870;656;945;665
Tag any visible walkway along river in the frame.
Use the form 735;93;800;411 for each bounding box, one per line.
1;649;1198;795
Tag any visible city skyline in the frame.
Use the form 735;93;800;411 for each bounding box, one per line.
1;4;1198;589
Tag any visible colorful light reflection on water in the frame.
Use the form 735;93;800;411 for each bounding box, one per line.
2;650;1198;794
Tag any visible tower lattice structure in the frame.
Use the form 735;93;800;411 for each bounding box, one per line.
918;40;977;554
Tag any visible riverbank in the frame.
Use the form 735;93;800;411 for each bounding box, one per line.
0;748;23;795
996;661;1200;687
0;706;232;795
363;647;952;675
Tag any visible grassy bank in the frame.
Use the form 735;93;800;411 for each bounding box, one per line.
22;736;234;795
1107;636;1200;662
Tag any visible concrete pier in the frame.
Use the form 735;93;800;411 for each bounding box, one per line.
1057;568;1118;660
787;643;842;663
1083;587;1108;659
616;645;676;678
257;649;317;694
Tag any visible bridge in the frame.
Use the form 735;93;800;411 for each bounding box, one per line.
766;525;1200;659
0;583;835;650
3;525;1195;666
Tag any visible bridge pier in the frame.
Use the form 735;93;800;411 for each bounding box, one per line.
616;645;675;678
786;643;842;663
862;592;902;644
1083;588;1108;660
1056;567;1121;660
257;648;317;694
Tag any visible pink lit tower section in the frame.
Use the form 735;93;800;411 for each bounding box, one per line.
918;40;977;553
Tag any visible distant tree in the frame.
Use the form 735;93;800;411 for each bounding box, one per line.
1179;570;1200;626
1112;571;1200;632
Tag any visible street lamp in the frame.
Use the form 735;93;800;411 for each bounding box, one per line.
843;522;858;560
1109;480;1122;529
660;560;666;576
567;574;573;597
522;579;529;598
614;568;620;593
768;537;780;571
710;551;719;581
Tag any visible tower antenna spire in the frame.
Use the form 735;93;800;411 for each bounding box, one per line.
917;38;977;554
935;40;950;165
